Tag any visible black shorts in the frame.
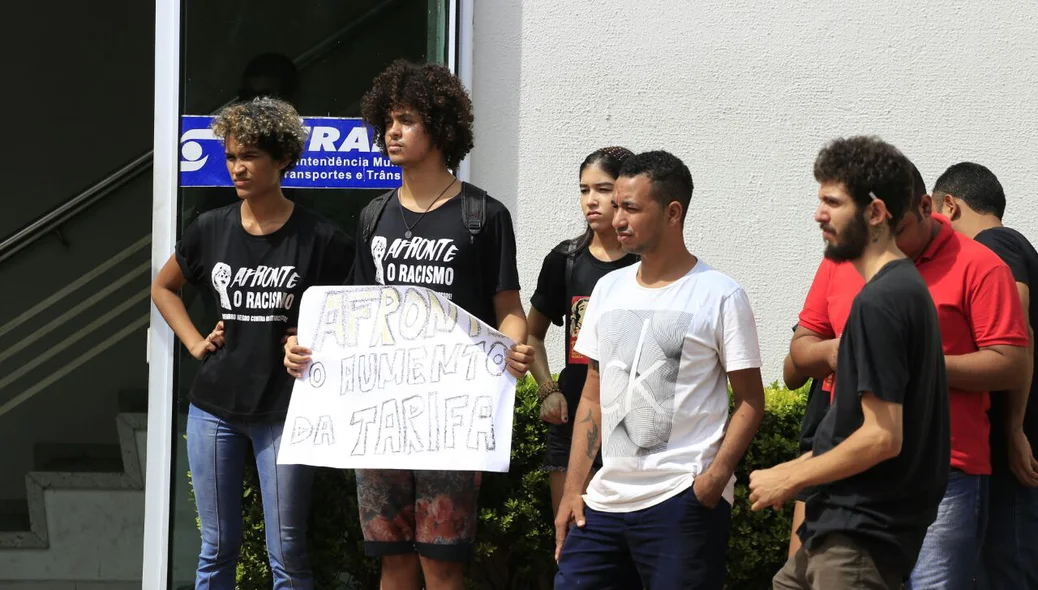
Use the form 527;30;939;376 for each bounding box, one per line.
544;420;603;472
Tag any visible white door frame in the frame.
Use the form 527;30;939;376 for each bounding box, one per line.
142;1;472;586
455;0;475;182
142;0;180;585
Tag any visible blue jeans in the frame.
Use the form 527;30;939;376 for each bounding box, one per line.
907;471;989;590
555;486;731;590
977;469;1038;589
187;404;315;590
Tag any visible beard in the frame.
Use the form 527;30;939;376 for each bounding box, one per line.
823;212;869;263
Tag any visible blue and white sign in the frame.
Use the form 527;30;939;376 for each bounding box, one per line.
179;115;403;190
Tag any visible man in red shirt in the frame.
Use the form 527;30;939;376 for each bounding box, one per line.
788;163;1030;588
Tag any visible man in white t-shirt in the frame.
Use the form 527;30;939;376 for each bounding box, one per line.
553;150;766;589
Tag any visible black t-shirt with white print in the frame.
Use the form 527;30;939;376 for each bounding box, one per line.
530;242;638;416
802;258;950;575
176;202;353;422
352;182;520;326
975;226;1038;472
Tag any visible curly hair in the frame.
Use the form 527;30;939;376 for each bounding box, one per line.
211;97;308;173
361;60;475;170
813;136;913;228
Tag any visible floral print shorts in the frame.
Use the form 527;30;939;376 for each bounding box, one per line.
356;469;482;562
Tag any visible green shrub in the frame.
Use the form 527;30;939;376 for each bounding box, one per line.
213;377;807;589
467;377;555;589
727;384;808;589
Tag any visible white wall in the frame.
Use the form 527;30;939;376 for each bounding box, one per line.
470;0;1038;383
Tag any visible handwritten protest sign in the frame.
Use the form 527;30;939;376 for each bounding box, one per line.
277;286;516;472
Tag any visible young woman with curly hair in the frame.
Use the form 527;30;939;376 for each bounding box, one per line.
284;60;533;590
151;97;352;589
526;146;639;517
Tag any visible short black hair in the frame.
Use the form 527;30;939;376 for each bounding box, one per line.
910;162;927;206
813;136;913;228
932;162;1006;219
617;151;694;219
361;60;475;170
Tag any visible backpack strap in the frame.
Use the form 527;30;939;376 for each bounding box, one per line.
359;189;396;244
363;185;485;246
461;184;487;244
565;248;575;291
353;189;395;286
549;237;583;290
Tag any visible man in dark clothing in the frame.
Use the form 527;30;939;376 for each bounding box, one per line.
934;161;1038;590
750;136;950;589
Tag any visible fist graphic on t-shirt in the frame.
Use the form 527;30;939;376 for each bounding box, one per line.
211;262;233;310
371;236;388;285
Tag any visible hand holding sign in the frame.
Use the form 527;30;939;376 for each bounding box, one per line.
505;343;534;379
277;285;517;472
283;334;311;378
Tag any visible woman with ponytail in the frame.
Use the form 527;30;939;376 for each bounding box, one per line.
527;146;640;516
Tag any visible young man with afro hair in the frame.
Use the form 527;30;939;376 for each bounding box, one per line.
284;60;533;590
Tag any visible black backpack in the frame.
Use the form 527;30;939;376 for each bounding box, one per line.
551;237;584;293
551;236;638;293
358;183;487;245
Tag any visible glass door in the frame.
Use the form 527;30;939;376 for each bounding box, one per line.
147;1;461;587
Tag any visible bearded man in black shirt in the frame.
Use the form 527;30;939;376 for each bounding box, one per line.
750;136;950;589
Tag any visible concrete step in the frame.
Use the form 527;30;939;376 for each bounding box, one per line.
0;413;149;581
33;444;123;473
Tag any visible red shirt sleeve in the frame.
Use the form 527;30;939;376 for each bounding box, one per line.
798;258;836;338
968;263;1029;348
